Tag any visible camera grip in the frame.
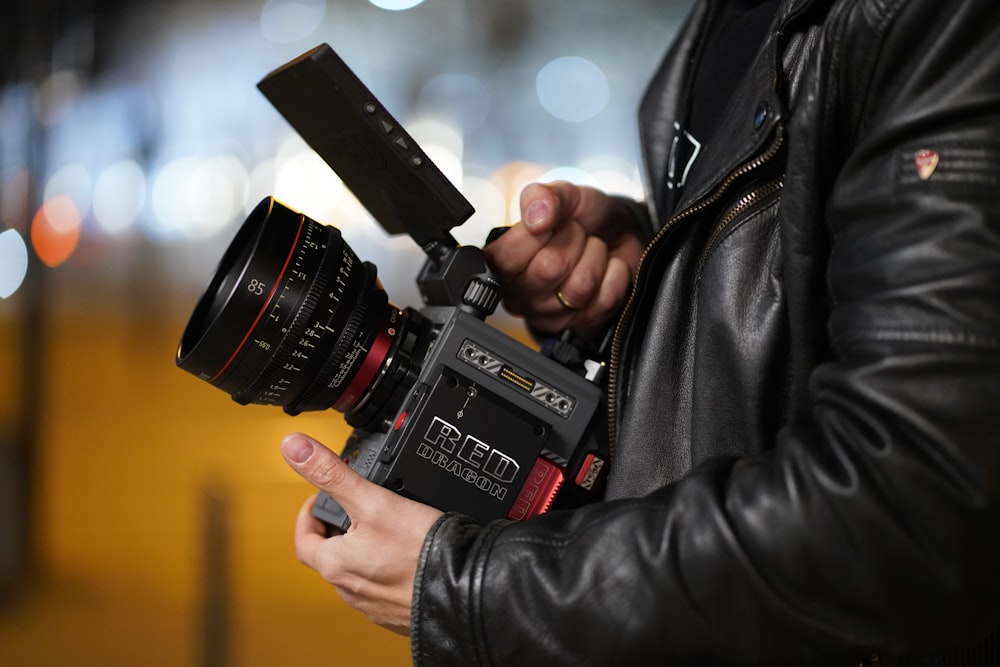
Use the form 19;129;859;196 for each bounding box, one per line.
312;491;350;535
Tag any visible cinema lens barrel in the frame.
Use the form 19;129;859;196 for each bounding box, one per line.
176;197;420;422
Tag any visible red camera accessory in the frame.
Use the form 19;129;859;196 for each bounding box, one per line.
508;458;565;521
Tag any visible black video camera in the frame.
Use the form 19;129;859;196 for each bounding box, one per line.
175;45;607;532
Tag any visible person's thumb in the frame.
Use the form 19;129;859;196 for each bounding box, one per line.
280;432;364;518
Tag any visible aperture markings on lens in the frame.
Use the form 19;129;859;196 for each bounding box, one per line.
247;220;359;408
209;213;307;384
233;218;337;406
282;250;382;415
223;216;333;402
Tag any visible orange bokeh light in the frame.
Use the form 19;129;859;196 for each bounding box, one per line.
31;194;82;267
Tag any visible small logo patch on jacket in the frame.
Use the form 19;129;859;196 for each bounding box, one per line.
914;149;939;180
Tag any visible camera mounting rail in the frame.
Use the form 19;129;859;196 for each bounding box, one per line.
257;43;500;319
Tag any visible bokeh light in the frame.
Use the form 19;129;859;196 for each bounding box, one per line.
150;155;249;240
247;158;278;213
0;228;29;298
368;0;425;11
44;163;93;220
188;155;248;234
151;156;199;239
30;195;82;267
273;140;347;225
92;159;147;234
490;161;547;226
455;175;506;247
536;56;610;123
539;165;600;189
408;118;464;161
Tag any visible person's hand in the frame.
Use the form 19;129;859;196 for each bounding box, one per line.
483;181;645;338
280;432;444;635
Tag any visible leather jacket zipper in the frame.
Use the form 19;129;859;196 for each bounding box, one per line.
605;126;785;459
696;176;785;274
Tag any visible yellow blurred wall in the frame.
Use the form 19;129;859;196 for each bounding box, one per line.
0;285;412;666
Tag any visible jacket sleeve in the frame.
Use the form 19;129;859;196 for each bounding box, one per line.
410;1;1000;665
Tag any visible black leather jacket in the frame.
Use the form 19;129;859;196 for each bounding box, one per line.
411;0;1000;664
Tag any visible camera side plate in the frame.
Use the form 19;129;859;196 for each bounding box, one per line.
386;369;548;523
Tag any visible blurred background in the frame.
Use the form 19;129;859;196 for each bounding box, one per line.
0;0;690;664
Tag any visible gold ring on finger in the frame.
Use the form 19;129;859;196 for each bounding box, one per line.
555;290;581;311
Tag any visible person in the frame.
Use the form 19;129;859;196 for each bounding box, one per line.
278;0;1000;664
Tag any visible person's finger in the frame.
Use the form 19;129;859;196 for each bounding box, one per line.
484;220;552;281
517;218;588;301
293;494;329;570
589;256;633;324
552;235;609;312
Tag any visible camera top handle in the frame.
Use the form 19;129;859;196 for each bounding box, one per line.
258;43;473;249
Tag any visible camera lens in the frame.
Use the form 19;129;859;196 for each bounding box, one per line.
176;197;405;417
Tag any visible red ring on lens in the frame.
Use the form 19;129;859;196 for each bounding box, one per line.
332;310;399;413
